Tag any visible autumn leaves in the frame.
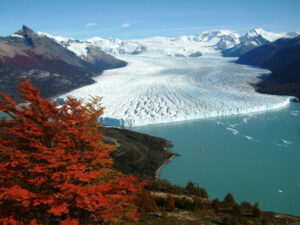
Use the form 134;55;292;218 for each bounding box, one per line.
0;79;141;225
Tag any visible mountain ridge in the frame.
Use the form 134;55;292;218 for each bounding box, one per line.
38;28;299;57
0;25;126;102
237;36;300;98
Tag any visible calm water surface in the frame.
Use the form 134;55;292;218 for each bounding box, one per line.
131;103;300;216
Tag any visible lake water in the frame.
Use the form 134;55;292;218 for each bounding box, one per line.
131;102;300;216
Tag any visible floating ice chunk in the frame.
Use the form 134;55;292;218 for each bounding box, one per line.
281;139;292;145
290;111;299;116
242;117;250;124
278;189;283;193
229;124;239;128
243;135;253;140
216;121;224;125
226;127;239;135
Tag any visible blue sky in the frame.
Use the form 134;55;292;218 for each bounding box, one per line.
1;0;300;39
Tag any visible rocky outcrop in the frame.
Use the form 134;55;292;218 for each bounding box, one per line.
188;51;202;57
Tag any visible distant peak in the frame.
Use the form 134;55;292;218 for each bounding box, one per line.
15;25;35;36
248;28;266;35
245;28;269;39
244;28;288;42
13;25;36;47
22;25;34;33
88;36;104;41
253;28;265;32
286;31;300;38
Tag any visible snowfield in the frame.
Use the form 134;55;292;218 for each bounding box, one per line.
61;55;291;127
39;28;299;57
86;30;239;56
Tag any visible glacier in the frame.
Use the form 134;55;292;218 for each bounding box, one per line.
60;55;292;127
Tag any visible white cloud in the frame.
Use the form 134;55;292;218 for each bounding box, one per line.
121;23;130;28
86;22;96;27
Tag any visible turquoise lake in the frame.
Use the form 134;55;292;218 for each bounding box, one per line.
131;103;300;216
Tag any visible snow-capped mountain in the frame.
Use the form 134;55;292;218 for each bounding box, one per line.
286;31;300;38
38;28;299;58
222;28;298;57
38;30;241;57
195;30;241;49
243;28;287;42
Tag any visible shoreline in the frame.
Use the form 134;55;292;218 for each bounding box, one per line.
155;153;176;179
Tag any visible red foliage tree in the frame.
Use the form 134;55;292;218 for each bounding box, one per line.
165;194;175;211
0;79;141;225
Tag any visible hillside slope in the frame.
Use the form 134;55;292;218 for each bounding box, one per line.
101;127;176;178
0;26;126;102
237;36;300;98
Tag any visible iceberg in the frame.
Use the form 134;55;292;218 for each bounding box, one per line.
243;135;253;141
226;127;240;135
281;140;292;145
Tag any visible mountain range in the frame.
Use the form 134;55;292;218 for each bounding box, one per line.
38;28;299;58
37;27;300;100
0;26;126;102
1;26;299;102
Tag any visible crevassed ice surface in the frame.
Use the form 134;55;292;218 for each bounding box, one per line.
61;54;291;127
